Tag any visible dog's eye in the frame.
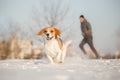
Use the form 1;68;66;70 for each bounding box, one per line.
44;30;47;33
51;30;53;33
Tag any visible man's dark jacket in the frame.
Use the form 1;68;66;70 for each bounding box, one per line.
80;19;92;38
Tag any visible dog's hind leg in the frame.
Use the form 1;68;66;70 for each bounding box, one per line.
61;40;72;63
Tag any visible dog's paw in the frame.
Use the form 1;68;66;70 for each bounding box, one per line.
58;61;64;64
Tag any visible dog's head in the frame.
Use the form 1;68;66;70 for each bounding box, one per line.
37;27;61;40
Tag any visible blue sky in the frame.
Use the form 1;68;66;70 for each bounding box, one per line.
0;0;120;54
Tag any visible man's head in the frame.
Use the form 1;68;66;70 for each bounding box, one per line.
79;15;85;23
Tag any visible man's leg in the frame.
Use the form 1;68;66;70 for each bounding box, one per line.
87;39;99;58
79;38;87;54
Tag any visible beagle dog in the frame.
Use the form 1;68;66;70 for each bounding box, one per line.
37;27;71;64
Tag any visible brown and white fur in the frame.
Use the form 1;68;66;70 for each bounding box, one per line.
37;27;71;64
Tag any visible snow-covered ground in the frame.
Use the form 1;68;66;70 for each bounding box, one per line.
0;56;120;80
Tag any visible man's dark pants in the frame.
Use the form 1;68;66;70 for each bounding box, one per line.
79;36;99;58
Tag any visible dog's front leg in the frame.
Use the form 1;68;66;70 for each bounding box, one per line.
47;55;54;64
55;50;63;63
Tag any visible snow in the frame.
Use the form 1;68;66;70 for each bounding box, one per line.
0;56;120;80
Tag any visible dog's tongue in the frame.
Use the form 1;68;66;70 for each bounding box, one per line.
46;37;53;40
46;37;51;40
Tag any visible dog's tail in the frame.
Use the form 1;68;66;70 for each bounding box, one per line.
61;40;72;62
63;40;72;50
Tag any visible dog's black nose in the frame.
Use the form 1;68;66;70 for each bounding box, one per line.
46;34;49;36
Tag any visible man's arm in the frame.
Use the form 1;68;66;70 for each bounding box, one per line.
85;22;92;34
82;22;92;36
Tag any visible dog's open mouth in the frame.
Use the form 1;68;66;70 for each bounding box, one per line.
46;37;53;40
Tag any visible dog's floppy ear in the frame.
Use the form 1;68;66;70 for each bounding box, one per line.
54;27;61;36
37;27;47;36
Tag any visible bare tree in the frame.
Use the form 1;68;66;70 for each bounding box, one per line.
7;21;31;39
43;1;69;26
0;24;5;41
116;27;120;51
32;0;70;28
7;21;21;38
